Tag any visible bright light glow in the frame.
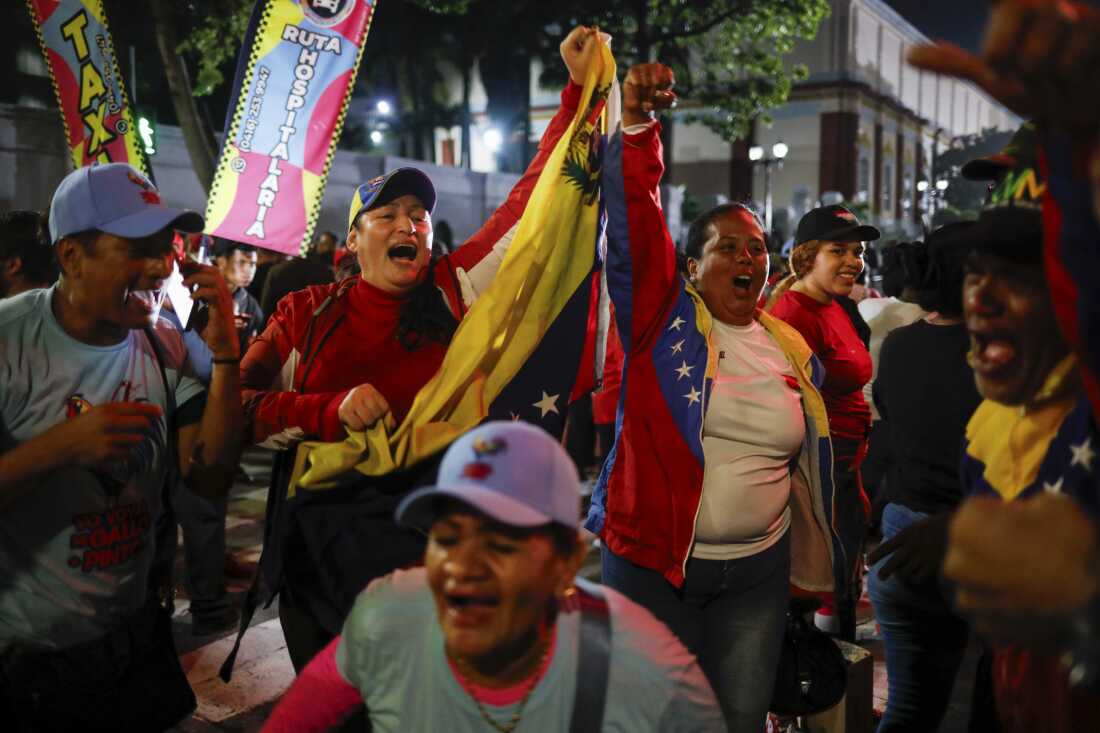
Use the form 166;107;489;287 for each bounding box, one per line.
138;117;155;155
916;179;929;192
772;141;789;160
375;100;392;116
748;145;764;161
483;127;504;153
935;179;949;191
370;130;384;145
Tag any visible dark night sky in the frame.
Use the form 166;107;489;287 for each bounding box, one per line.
885;0;1100;51
884;1;987;50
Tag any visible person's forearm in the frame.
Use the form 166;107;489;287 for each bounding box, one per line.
185;362;243;490
262;636;363;732
0;430;66;510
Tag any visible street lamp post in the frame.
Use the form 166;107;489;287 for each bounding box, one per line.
916;177;949;221
749;141;789;234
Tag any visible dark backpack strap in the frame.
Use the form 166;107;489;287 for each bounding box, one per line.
569;585;611;733
143;327;178;613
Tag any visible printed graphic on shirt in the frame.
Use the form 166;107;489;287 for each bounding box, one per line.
68;499;152;572
64;384;161;493
60;385;160;570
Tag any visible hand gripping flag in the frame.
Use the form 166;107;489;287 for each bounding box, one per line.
25;0;150;175
205;0;376;255
290;42;619;491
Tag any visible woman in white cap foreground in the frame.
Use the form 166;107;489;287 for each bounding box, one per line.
262;421;724;732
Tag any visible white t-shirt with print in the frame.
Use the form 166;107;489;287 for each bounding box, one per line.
336;568;724;732
0;287;205;650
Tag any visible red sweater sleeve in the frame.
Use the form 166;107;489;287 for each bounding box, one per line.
443;82;583;283
261;637;363;733
240;289;347;444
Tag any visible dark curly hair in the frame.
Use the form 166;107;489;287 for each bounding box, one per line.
918;222;973;318
680;202;765;276
395;256;459;351
879;241;929;299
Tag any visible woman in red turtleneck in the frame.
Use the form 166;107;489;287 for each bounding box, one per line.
768;204;879;641
239;27;601;676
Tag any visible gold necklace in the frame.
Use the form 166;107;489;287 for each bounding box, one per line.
454;634;550;733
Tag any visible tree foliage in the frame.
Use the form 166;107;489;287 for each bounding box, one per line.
158;0;829;178
533;0;831;142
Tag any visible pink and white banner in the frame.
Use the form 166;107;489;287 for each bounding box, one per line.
205;0;376;255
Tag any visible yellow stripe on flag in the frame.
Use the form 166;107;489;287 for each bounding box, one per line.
293;43;617;490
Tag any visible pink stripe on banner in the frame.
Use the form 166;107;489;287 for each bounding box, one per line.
304;68;354;176
219;150;307;250
205;0;376;255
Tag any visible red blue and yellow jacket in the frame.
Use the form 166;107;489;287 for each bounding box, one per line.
583;122;846;595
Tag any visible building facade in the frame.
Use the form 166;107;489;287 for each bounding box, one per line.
669;0;1019;239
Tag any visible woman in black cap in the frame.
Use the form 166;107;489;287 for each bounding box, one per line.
768;204;879;639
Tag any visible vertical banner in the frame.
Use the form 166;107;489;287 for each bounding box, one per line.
25;0;150;176
205;0;376;255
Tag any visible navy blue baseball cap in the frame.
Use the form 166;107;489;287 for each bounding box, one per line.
48;163;203;244
396;421;581;531
347;167;436;231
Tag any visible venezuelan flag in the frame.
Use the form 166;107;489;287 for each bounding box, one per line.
293;42;618;490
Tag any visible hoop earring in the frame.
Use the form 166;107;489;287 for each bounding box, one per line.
560;585;580;612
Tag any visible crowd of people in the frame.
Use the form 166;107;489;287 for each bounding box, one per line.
1;3;1099;732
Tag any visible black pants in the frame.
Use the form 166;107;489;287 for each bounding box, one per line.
0;604;194;732
279;583;370;733
833;438;870;643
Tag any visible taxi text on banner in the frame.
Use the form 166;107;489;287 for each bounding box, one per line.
25;0;150;176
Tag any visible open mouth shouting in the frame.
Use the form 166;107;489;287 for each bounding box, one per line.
968;328;1017;379
730;271;758;297
444;589;501;628
387;242;420;263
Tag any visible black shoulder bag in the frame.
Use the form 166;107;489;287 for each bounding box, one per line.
569;585;612;732
769;598;848;716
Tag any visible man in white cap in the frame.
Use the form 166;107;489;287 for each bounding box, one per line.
263;420;723;732
0;162;243;730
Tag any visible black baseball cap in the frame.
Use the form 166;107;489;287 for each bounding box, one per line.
933;130;1044;259
795;205;881;246
960;122;1037;182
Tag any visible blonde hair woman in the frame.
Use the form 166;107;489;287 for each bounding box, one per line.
768;205;879;640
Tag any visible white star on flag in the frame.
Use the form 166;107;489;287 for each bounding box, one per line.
1070;438;1095;472
671;339;685;354
674;361;694;380
684;386;701;405
669;316;685;331
1043;477;1064;494
533;391;560;418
